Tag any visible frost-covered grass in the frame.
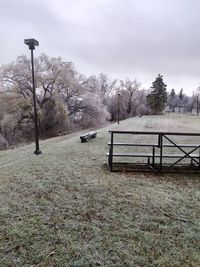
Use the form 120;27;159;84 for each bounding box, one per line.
0;113;200;266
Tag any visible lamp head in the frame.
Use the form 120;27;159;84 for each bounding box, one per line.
24;38;39;50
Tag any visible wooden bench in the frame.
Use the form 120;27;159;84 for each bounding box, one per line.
80;131;97;142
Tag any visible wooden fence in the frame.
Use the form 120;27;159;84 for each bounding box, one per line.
107;131;200;173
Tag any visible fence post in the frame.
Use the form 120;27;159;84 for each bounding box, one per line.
199;147;200;168
159;134;163;171
109;132;114;171
152;146;155;167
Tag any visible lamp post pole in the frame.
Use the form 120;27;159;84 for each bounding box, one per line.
117;93;120;124
24;38;41;155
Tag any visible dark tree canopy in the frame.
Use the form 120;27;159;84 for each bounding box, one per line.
170;88;175;97
146;74;167;114
179;88;184;100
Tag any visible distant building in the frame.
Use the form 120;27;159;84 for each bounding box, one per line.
165;105;187;113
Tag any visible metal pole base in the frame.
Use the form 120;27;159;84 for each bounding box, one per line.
34;150;42;155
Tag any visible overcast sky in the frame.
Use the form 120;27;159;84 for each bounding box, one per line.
1;0;200;95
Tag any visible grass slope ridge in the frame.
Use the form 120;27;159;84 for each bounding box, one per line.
0;113;200;266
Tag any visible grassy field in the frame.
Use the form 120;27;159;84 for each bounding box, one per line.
0;113;200;266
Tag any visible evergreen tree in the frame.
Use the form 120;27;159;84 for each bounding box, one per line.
146;74;167;114
170;88;175;97
179;88;183;100
167;88;177;112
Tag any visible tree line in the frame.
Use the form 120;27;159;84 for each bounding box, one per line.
0;54;198;149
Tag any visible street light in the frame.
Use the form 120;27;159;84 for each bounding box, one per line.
117;93;121;124
24;38;42;155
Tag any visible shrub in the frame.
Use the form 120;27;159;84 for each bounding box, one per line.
0;134;8;150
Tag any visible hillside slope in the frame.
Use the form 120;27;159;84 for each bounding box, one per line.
0;113;200;266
